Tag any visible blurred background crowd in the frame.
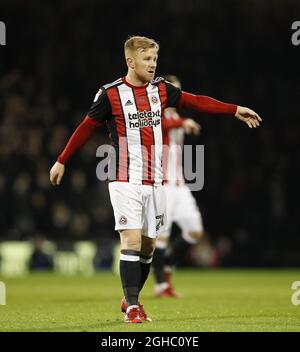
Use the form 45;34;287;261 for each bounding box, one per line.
0;0;300;269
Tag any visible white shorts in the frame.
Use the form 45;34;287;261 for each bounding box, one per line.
163;184;203;238
108;182;167;238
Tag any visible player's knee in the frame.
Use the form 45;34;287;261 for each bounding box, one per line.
119;230;142;251
121;238;141;252
183;230;204;244
191;230;205;240
156;234;169;249
141;237;156;257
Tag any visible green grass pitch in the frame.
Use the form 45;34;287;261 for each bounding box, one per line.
0;269;300;332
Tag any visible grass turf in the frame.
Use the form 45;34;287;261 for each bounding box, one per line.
0;269;300;332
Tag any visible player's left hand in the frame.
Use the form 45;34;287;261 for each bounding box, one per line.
183;119;201;135
235;106;262;128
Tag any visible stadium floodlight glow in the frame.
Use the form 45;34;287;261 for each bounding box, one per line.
0;281;6;305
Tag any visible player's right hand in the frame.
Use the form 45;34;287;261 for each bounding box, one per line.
235;106;262;128
50;161;65;186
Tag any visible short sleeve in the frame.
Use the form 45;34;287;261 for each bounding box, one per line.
87;87;112;122
165;81;182;108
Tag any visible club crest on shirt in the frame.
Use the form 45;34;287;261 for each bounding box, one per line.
150;95;158;104
119;216;128;225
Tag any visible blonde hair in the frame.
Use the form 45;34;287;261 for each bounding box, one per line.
124;35;159;57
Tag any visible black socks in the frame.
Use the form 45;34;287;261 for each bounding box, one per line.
139;255;153;292
120;250;153;306
119;250;141;306
152;248;166;284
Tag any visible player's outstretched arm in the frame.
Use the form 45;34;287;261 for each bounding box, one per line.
179;92;262;128
234;106;262;128
50;162;65;186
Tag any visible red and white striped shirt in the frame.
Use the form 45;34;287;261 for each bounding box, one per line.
88;77;181;186
57;77;237;186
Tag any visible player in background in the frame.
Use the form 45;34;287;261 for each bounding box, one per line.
152;75;205;297
49;36;262;324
